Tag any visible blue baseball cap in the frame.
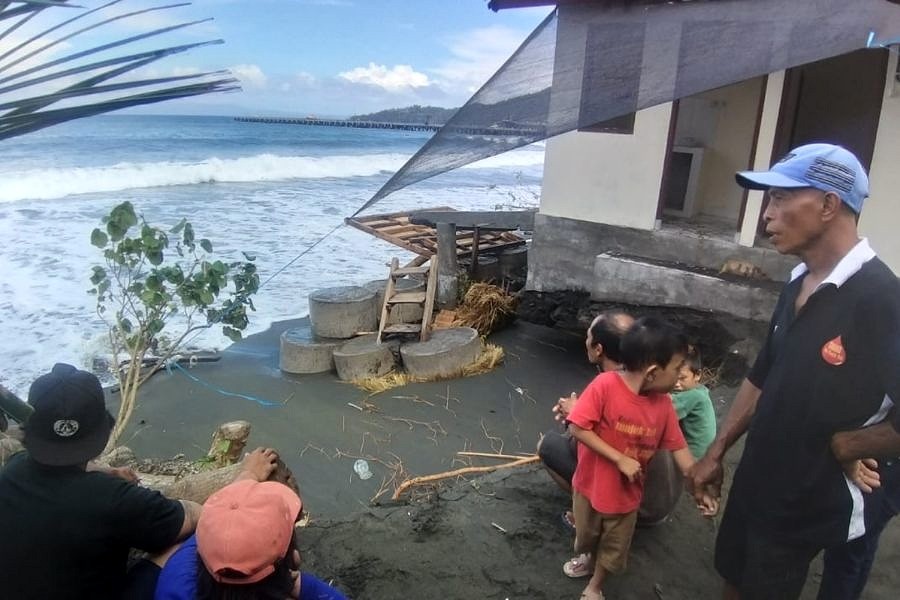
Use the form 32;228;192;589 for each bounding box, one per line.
736;143;869;213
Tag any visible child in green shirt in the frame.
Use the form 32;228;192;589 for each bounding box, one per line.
671;350;717;459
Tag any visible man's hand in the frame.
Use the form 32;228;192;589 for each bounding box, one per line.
616;455;642;482
87;463;140;484
107;466;140;484
688;452;724;506
239;447;279;482
553;392;577;421
842;458;881;493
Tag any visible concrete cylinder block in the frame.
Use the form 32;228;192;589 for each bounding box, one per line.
308;286;377;339
333;334;398;381
279;326;342;374
400;327;481;380
498;246;528;280
460;256;501;283
363;278;427;324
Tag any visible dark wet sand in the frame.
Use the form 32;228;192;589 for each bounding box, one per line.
125;319;899;599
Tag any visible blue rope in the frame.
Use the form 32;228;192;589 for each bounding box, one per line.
167;361;279;407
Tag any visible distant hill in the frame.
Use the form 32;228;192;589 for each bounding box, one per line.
349;105;457;125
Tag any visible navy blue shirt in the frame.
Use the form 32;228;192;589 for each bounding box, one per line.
735;245;900;546
0;452;184;600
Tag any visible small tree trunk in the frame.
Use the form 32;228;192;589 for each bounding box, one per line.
206;421;251;467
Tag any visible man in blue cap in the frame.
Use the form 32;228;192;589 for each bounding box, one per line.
687;144;900;599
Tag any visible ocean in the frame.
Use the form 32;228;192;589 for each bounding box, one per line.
0;114;543;396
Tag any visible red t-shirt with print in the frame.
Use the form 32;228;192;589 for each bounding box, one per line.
568;371;686;514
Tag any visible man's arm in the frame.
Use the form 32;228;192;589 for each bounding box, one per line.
175;499;202;542
688;378;761;499
831;420;900;462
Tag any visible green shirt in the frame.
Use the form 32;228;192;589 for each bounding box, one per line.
671;385;716;459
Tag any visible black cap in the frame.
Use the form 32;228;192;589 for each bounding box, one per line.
23;363;114;466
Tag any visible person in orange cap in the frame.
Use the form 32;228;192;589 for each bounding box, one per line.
155;474;347;600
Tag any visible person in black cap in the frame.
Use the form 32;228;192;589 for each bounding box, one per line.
687;144;900;599
0;363;204;600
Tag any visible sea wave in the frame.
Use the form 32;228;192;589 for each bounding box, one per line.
0;149;544;203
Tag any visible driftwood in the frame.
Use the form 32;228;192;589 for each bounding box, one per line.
1;421;299;505
392;455;539;500
1;430;24;465
144;458;299;504
129;420;299;504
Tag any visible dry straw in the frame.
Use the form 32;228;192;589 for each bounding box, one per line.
352;343;505;394
452;283;518;336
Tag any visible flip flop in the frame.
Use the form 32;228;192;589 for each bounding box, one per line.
561;509;576;532
579;590;605;600
563;553;593;578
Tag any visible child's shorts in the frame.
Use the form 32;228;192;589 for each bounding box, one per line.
572;491;638;574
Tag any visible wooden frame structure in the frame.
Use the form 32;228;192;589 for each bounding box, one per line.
345;208;525;258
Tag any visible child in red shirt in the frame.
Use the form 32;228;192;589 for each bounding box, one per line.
563;317;717;600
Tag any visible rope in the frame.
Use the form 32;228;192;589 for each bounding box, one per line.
166;361;279;407
259;220;345;290
170;218;349;405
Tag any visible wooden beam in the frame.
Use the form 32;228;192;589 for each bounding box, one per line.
410;210;535;230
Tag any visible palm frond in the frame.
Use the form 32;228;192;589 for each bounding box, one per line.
0;1;239;139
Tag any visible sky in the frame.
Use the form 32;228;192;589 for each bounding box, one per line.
0;0;552;117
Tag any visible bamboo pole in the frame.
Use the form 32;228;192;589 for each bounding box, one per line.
456;451;537;461
392;455;539;500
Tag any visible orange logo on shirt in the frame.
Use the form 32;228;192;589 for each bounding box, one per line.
821;335;846;366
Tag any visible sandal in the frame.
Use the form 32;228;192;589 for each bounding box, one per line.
561;509;576;532
579;590;605;600
563;552;593;578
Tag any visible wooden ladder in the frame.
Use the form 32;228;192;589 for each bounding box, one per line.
377;257;438;343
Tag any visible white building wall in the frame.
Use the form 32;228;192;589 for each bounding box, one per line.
538;103;673;230
861;50;900;272
738;71;784;247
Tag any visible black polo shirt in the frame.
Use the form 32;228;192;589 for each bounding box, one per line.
732;247;900;547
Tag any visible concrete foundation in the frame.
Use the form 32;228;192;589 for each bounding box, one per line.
279;326;342;374
592;253;778;322
400;327;481;380
333;334;398;381
308;286;377;339
528;213;796;293
363;278;426;324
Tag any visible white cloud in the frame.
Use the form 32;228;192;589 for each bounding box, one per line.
295;71;316;86
230;64;267;88
338;63;431;93
431;26;530;93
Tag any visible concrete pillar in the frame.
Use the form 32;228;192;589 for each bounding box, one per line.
739;70;785;247
436;222;458;309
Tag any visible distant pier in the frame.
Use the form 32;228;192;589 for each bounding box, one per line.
234;116;544;137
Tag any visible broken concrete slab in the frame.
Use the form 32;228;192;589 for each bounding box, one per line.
592;253;778;321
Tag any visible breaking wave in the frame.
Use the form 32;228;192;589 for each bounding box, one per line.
0;149;544;203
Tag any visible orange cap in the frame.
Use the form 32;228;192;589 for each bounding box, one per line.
196;479;302;584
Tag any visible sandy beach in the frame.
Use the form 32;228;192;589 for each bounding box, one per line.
123;316;900;599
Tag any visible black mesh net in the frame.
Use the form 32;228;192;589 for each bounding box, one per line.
356;0;900;215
